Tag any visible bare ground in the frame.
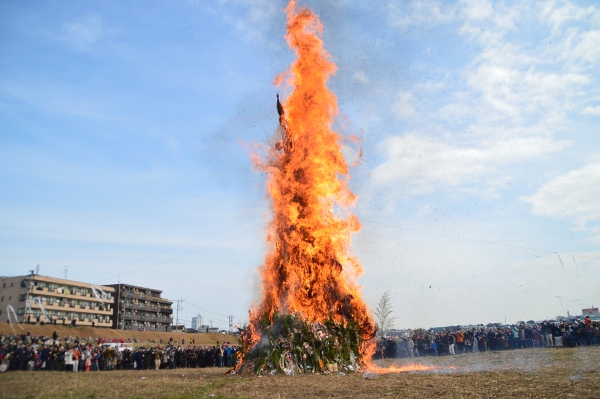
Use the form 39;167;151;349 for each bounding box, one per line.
1;346;598;398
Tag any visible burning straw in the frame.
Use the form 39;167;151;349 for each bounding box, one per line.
233;0;377;374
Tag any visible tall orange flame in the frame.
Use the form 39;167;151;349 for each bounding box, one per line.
249;0;375;353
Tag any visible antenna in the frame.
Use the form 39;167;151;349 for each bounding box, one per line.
63;265;69;280
36;264;40;275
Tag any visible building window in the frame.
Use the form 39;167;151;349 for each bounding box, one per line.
11;282;14;287
19;294;26;301
8;296;11;300
1;296;3;301
21;280;28;288
17;308;24;315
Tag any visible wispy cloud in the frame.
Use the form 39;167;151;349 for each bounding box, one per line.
0;80;111;119
373;0;599;199
582;105;600;115
352;70;369;85
57;13;118;52
372;133;570;194
392;90;417;120
193;0;281;46
387;0;455;29
521;161;600;240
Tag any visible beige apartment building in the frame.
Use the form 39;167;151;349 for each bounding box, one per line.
0;273;114;328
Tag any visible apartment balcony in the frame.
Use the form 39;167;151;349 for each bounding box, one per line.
28;288;114;304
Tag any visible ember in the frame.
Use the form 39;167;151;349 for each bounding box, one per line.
234;0;376;375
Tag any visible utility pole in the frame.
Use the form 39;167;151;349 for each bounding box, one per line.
174;298;184;332
228;315;234;334
24;270;35;323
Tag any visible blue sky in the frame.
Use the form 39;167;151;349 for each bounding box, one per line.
1;0;599;329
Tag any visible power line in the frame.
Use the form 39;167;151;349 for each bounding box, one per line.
88;216;262;281
185;301;230;318
366;230;587;305
363;219;600;262
181;308;228;322
94;222;262;283
181;308;228;324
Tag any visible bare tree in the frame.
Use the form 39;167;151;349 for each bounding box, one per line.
374;291;397;336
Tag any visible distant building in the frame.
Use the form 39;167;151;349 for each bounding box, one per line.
582;307;600;321
197;324;212;333
191;316;203;330
106;283;173;331
0;273;114;327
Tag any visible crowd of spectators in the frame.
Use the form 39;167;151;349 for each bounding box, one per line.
0;330;240;373
3;318;599;372
377;317;600;359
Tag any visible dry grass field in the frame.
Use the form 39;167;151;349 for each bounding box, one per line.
0;323;238;347
1;346;598;399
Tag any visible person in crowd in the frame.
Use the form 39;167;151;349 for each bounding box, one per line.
84;350;92;372
64;347;73;371
72;346;80;372
371;319;600;362
2;320;597;374
154;347;161;370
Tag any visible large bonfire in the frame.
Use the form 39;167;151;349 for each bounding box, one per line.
234;0;377;375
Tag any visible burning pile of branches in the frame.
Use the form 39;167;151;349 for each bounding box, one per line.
235;314;365;375
234;0;376;374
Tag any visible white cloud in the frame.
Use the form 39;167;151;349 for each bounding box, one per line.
372;133;570;194
540;0;599;33
353;70;369;84
458;2;600;126
375;0;599;200
521;162;600;230
582;105;600;115
59;14;116;51
197;0;280;45
392;90;417;120
388;0;455;29
460;0;493;22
